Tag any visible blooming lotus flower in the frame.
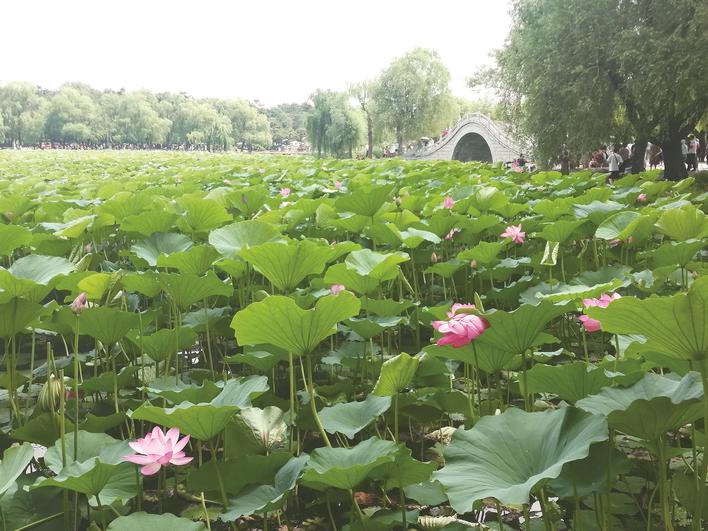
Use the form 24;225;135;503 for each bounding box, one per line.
445;227;461;241
70;292;87;314
501;224;525;244
330;284;345;295
443;196;455;209
334;180;342;190
578;293;621;333
637;193;647;203
123;426;193;476
432;304;489;348
279;188;290;197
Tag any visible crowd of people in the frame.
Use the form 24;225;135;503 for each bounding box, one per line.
559;134;705;178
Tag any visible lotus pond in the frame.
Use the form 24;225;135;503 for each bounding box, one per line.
0;150;706;531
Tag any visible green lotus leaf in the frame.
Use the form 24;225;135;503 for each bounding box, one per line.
586;276;708;361
43;431;129;473
210;375;269;407
208;220;282;259
573;201;624;225
220;455;308;521
434;407;608;511
345;316;406;339
9;254;76;285
373;352;420;396
319;395;392;439
524;362;613;403
232;293;361;356
107;512;206;531
176;196;232;233
127;327;198;363
241;240;335;292
80;412;126;433
78;307;140;344
334;184;394;217
655;205;707;241
130;232;193;266
576;372;704;440
239;406;288;451
425;260;466;278
548;442;631;499
120;210;178;236
323;263;380;295
373;446;436;491
120;271;161;297
345;249;409;280
0;443;34;497
0;224;32;256
462;301;570;373
301;436;399;491
129;402;239;441
536;220;586;243
142;377;221;404
469;186;508;212
76;272;115;300
156;245;221;275
595;211;641;241
0;298;44;337
392;226;441;248
11;413;75;447
80;366;140;393
360;298;417;316
159;271;234;309
188;452;292;496
457;241;507;266
650;240;705;268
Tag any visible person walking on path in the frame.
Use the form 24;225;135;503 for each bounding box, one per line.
682;139;689;169
607;145;623;182
560;144;571;175
687;135;699;171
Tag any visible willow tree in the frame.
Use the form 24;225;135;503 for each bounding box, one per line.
306;90;363;158
373;48;452;154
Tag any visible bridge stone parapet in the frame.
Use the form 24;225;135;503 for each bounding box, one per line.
408;113;525;164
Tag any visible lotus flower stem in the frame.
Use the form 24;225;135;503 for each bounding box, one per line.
304;354;332;447
288;352;297;454
657;436;675;531
73;316;80;459
200;492;212;531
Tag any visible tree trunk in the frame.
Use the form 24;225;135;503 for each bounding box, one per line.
396;127;403;156
631;138;647;174
366;115;373;158
662;135;687;181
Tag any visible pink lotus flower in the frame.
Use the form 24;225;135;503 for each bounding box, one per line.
578;293;621;333
443;196;455;209
330;284;345;295
637;193;647;203
445;227;461;241
123;427;193;476
609;236;634;247
334;181;342;190
432;304;489;348
279;188;290;197
70;293;87;314
431;252;440;263
501;224;525;244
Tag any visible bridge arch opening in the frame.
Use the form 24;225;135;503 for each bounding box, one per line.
452;132;493;163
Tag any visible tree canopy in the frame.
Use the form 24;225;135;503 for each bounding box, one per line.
486;0;708;178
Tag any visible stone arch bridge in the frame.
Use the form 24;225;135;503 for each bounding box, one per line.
407;113;525;164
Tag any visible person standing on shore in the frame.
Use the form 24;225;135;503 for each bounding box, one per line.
560;144;571;175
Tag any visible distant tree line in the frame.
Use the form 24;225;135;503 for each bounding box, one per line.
0;49;501;158
0;82;283;151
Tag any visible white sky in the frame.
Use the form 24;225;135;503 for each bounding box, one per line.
1;0;513;106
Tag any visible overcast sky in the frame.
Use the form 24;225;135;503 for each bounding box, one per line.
2;0;513;106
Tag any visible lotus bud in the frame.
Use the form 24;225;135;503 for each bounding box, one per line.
37;373;63;412
431;252;440;263
254;290;269;301
70;292;87;314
